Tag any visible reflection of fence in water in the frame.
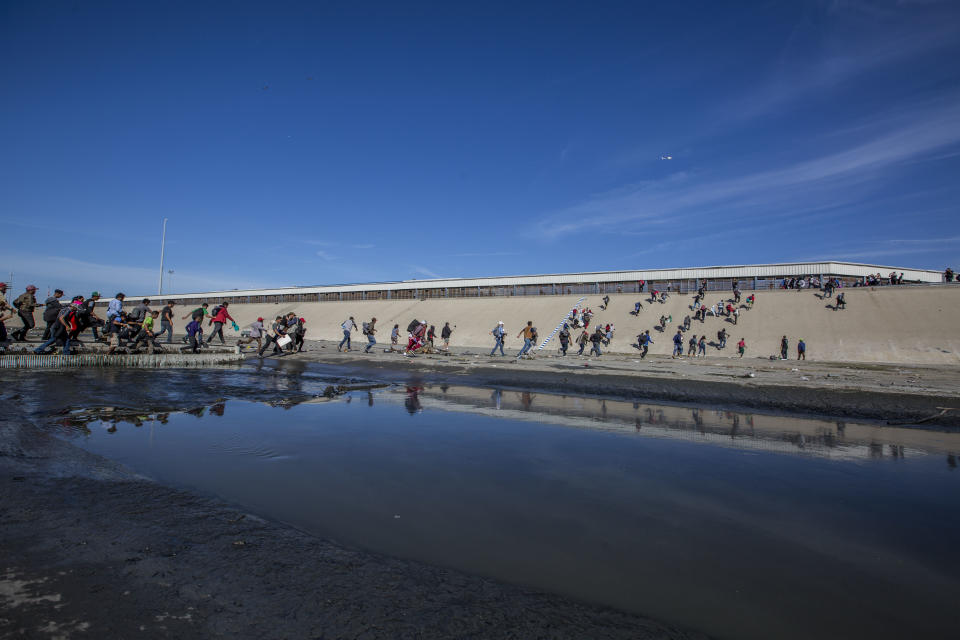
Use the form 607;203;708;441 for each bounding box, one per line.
410;387;942;461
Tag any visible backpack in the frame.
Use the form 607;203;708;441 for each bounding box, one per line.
362;322;370;335
43;298;61;323
407;319;419;333
211;305;223;317
191;307;205;321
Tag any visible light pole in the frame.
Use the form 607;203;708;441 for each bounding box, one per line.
167;269;174;294
158;218;168;295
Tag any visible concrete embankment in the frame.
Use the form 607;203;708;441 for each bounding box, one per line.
213;285;959;364
0;349;243;368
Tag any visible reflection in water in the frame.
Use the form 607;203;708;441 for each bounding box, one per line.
58;389;960;640
413;385;960;463
52;386;960;470
404;386;423;415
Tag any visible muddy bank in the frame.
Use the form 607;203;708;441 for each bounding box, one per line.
261;343;960;427
0;373;705;640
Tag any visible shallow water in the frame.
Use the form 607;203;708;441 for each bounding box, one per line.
42;372;960;640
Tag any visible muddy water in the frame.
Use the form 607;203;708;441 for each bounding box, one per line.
38;370;960;640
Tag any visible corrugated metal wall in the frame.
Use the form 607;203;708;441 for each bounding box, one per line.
126;262;943;304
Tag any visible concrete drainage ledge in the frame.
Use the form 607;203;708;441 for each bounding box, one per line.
0;348;244;369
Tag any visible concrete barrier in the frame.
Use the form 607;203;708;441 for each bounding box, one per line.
0;350;244;369
207;285;960;364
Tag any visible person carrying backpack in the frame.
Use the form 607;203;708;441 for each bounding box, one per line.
577;329;589;355
717;328;727;349
558;324;570;355
34;296;84;355
41;289;64;340
516;321;535;358
183;303;209;322
589;327;603;356
672;329;683;358
363;317;377;353
207;303;235;346
638;330;653;358
490;321;505;356
780;335;789;360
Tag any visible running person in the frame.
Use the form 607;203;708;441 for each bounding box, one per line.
516;321;535;358
363;317;377;353
339;316;358;351
490;321;506;356
672;329;683;358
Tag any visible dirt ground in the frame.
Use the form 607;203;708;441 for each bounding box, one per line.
260;339;960;427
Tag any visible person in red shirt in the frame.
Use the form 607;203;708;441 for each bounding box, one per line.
207;302;235;345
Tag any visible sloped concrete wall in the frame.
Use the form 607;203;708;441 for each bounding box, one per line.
204;286;959;364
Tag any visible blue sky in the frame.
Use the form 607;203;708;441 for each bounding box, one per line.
2;0;958;295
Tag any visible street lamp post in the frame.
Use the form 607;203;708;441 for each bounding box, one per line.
167;269;174;294
158;218;168;295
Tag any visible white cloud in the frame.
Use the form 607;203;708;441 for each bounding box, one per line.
718;9;960;123
536;99;960;239
410;265;441;279
316;251;337;261
449;251;521;258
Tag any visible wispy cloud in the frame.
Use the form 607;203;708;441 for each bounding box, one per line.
537;98;960;239
350;244;375;250
410;265;441;279
449;251;521;258
316;250;337;261
720;8;960;123
806;235;960;263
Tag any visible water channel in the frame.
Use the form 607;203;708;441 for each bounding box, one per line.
33;367;960;640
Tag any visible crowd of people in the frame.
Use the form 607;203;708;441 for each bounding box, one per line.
0;283;313;356
9;269;925;360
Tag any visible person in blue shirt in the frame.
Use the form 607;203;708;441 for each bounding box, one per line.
797;338;806;361
490;321;505;356
106;293;125;336
672;329;683;358
637;330;653;359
